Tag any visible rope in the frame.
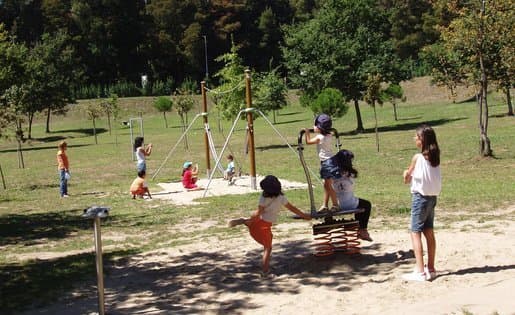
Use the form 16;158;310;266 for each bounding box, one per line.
204;123;226;175
204;79;245;95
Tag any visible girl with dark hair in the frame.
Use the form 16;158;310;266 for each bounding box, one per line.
134;136;153;172
228;175;311;276
402;124;441;282
332;149;373;241
304;114;339;213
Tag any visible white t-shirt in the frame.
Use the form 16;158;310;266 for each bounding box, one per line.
315;134;333;161
332;175;359;209
410;153;441;196
136;148;145;164
259;194;288;223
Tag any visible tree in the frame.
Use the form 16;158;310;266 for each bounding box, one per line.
175;79;197;149
2;85;28;168
364;74;384;152
23;31;80;137
213;38;246;120
436;0;512;156
100;93;119;135
282;0;410;133
254;67;288;123
154;96;173;128
310;88;348;119
421;43;466;103
84;102;103;145
382;83;406;121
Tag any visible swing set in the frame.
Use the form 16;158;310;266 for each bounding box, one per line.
151;70;306;193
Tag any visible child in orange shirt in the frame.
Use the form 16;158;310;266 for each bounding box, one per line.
56;141;70;198
130;170;152;199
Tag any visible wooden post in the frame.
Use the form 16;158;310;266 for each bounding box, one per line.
201;81;211;176
93;217;105;315
245;69;257;190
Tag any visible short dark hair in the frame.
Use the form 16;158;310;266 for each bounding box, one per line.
138;170;146;178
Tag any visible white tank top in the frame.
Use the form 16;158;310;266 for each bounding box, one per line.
410;153;441;196
316;134;333;161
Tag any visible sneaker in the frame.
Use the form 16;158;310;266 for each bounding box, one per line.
358;229;373;242
402;271;426;282
329;206;340;213
62;194;69;198
424;266;437;281
228;218;246;227
317;206;329;214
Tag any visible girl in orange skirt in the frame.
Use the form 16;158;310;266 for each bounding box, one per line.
228;175;311;276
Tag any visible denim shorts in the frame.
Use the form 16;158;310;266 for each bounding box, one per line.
137;161;146;172
410;192;437;232
320;158;340;179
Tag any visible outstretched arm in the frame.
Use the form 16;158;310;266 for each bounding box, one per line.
304;128;320;145
284;202;311;220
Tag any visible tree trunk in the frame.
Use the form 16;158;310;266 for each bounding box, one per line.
46;107;51;133
393;102;398;121
163;112;168;128
373;103;379;152
273;110;276;124
505;86;513;116
27;112;34;139
93;118;98;144
478;0;492;157
107;112;112;135
0;163;6;189
17;139;25;169
181;114;189;150
353;98;364;133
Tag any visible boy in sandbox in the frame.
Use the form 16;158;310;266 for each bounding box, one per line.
228;175;311;276
130;170;152;199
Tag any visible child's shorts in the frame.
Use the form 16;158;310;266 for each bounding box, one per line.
320;158;340;179
248;218;273;248
131;187;145;196
410;193;437;232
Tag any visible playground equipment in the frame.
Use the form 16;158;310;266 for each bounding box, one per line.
295;128;364;256
82;206;110;315
153;70;314;194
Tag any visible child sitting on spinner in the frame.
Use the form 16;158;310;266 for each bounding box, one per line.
332;149;373;241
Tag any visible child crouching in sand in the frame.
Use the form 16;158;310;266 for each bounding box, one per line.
228;175;311;276
130;170;152;199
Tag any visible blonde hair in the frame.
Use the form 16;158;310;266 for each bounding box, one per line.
58;141;67;150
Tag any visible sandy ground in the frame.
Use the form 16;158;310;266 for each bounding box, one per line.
20;178;515;315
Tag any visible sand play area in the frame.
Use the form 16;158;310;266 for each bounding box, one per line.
21;178;515;315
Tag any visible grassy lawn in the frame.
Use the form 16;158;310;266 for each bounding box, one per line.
0;81;514;312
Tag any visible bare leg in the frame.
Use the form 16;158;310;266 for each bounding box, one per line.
262;246;272;273
423;228;436;271
322;179;331;207
410;231;424;273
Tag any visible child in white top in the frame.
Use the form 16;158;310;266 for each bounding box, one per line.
332;149;373;241
304;114;339;213
228;175;311;275
224;154;235;181
402;124;441;282
134;136;152;172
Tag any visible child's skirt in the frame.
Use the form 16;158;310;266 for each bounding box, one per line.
248;218;273;248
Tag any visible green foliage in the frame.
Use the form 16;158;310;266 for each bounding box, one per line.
109;81;141;98
154;96;173;128
310;88;348;118
154;96;173;112
254;68;288;116
214;39;246;120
